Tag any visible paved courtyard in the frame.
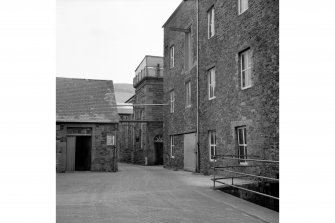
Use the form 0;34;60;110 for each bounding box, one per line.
57;163;278;223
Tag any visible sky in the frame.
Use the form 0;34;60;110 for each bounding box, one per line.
57;0;181;84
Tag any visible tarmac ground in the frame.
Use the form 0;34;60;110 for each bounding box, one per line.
57;163;279;223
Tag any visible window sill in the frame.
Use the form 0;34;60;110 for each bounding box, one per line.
239;162;248;166
209;96;216;101
238;8;248;16
171;156;175;159
185;105;192;109
241;85;252;90
208;34;215;40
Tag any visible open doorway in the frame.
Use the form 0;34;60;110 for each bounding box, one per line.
75;136;91;171
154;142;163;165
154;135;163;165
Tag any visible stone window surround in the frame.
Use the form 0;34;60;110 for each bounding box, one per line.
208;67;216;100
239;48;253;90
238;0;249;15
207;5;215;39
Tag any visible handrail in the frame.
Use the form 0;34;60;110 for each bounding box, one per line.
213;154;279;201
215;180;279;200
220;169;279;182
214;155;279;164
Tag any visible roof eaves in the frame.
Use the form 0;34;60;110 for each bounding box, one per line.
162;0;184;28
124;95;135;103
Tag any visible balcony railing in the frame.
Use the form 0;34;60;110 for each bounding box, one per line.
133;67;164;87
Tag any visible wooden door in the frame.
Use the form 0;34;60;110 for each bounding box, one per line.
66;136;76;171
183;133;196;172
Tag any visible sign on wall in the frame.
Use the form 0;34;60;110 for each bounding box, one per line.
107;134;115;146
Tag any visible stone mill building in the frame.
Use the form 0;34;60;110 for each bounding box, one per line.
56;77;119;172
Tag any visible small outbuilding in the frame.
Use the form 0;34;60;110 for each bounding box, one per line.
56;77;119;172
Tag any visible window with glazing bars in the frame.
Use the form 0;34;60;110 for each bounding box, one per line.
185;30;192;71
170;46;175;68
185;81;191;107
208;67;216;99
236;126;247;164
170;90;175;113
240;49;252;89
208;7;215;38
209;130;217;161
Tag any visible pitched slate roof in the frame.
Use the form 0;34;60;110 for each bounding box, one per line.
56;77;119;123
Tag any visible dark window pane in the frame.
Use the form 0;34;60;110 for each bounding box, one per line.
242;71;246;87
238;128;243;144
239;146;245;158
243;128;247;144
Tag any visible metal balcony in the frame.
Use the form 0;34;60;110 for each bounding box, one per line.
133;67;164;87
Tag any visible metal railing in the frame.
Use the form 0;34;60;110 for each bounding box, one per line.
212;155;279;200
133;67;164;87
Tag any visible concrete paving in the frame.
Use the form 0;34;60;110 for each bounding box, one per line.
57;163;278;223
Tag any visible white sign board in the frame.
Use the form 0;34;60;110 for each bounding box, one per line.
107;134;115;146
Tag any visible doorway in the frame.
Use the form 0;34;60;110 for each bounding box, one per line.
184;133;196;172
154;135;163;165
66;135;92;171
75;136;91;171
154;142;163;165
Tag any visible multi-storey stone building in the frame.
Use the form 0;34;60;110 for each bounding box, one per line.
118;56;164;165
163;0;279;177
162;0;198;172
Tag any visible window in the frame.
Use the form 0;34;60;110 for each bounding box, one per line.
208;67;216;99
208;7;215;38
185;30;192;71
170;136;175;158
170;46;175;68
170;90;175;113
238;0;249;15
209;131;217;161
240;49;252;89
236;126;247;164
185;81;191;107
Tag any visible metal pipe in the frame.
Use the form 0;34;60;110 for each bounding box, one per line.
215;156;279;163
214;180;279;200
114;104;168;107
211;176;251;181
221;169;279;182
196;0;200;173
213;165;261;169
213;152;216;189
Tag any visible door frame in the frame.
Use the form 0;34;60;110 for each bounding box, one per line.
183;132;197;172
64;124;95;171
